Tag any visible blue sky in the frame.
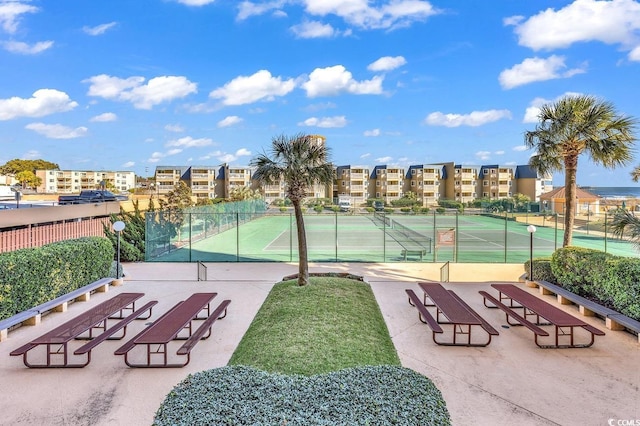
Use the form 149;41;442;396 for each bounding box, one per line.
0;0;639;186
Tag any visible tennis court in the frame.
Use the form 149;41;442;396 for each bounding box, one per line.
147;211;638;263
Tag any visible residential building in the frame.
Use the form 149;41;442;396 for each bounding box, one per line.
479;165;515;200
36;169;136;194
372;165;405;204
189;166;219;200
407;164;446;207
154;166;190;196
334;165;369;205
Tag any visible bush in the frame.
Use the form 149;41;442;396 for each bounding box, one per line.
0;237;113;320
436;207;445;214
365;206;374;213
313;205;323;213
546;247;640;319
525;258;555;282
153;365;450;426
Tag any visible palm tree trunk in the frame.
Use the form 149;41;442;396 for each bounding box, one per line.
563;155;578;247
292;199;309;286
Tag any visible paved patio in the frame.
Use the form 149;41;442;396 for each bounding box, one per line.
0;262;638;425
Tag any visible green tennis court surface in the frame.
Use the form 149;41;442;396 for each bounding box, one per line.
147;212;638;263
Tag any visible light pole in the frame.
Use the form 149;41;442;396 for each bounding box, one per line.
113;221;126;279
527;224;537;281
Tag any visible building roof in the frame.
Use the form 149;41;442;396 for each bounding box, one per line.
540;186;600;201
514;165;538;179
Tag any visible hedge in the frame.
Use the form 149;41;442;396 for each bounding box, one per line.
153;365;451;425
530;247;640;320
0;237;113;321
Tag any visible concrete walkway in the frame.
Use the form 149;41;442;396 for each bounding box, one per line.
0;262;638;425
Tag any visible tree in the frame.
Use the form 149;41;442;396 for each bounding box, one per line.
525;94;637;247
609;208;640;250
0;159;59;176
103;200;147;261
15;170;42;190
250;134;334;286
159;181;193;241
229;185;259;201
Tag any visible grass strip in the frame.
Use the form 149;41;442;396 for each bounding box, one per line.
228;276;400;375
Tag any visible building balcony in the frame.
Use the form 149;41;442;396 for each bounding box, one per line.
191;173;211;179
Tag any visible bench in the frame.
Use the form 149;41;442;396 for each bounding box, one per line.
405;289;443;333
479;290;549;337
484;284;604;348
10;293;151;368
534;280;640;341
406;282;498;346
0;277;114;342
401;247;427;260
115;293;230;367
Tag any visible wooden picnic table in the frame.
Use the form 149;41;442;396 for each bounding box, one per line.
115;292;219;367
10;293;152;368
489;284;604;348
409;282;498;347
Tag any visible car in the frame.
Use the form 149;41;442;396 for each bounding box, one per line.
373;201;385;211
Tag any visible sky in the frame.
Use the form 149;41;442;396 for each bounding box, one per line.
0;0;639;187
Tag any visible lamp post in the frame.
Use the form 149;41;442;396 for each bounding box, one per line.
527;224;537;283
113;221;126;280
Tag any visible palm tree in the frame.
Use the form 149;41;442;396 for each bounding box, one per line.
250;134;334;286
609;208;640;251
525;95;637;246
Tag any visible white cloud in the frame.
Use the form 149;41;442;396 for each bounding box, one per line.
237;1;289;20
165;136;213;148
302;65;384;97
25;123;88;139
513;145;529;152
2;40;53;54
499;55;586;89
209;70;295;105
475;151;491;160
148;148;183;163
375;156;393;163
360;153;371;159
90;112;117;122
364;128;381;136
82;22;117;36
201;148;252;163
495;150;505;155
165;124;185;132
0;1;38;34
0;89;78;120
23;149;40;159
85;74;197;109
508;0;640;52
291;20;338;38
303;0;440;30
218;115;243;127
122;161;135;167
630;45;640;61
176;0;217;6
368;56;407;72
425;109;512;127
298;115;347;128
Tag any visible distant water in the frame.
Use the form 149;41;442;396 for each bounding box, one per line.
580;186;640;198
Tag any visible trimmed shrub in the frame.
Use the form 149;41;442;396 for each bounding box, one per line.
0;237;113;320
153;365;450;426
525;258;555;283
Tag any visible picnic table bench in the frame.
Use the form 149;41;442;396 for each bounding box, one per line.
114;292;230;367
10;293;156;368
406;282;498;347
480;284;605;348
0;277;113;342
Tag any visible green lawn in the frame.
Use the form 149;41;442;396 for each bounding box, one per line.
228;276;401;375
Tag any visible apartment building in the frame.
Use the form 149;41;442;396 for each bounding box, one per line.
155;161;552;207
479;165;515;199
334;165;369;205
407;164;446;207
36;169;136;193
372;165;405;204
